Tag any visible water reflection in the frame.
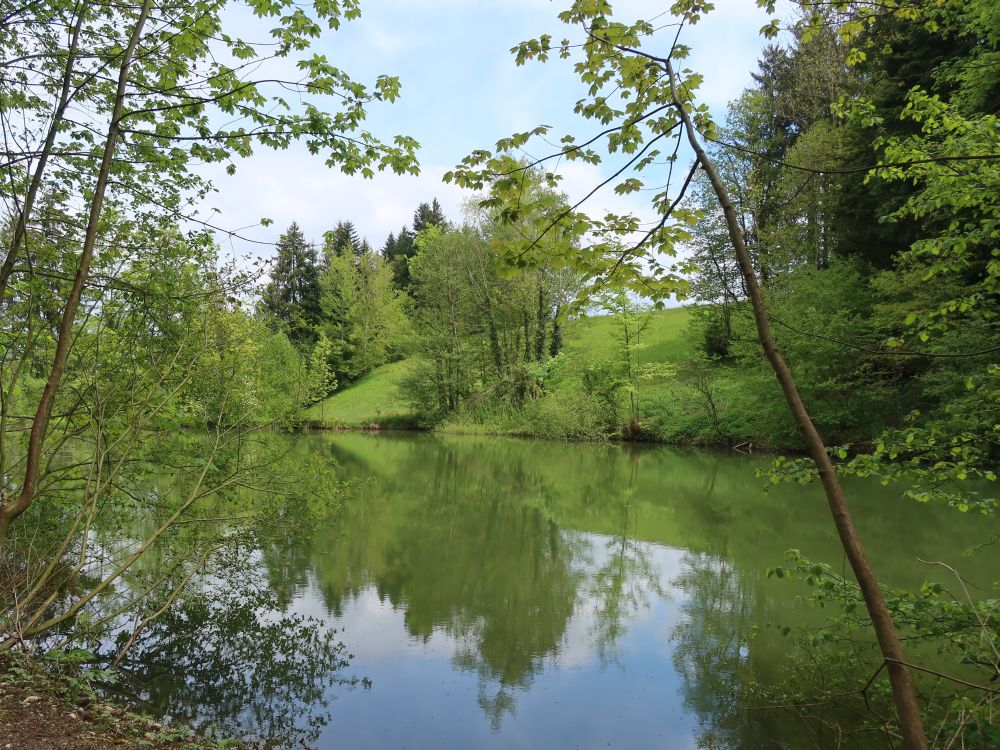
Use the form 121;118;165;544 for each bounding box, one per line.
309;436;592;727
671;552;754;750
586;503;668;666
116;561;358;747
121;432;996;749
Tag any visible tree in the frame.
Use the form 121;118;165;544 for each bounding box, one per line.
403;226;478;418
0;234;324;648
443;3;992;746
324;220;363;261
413;198;448;233
595;287;654;439
382;231;398;260
400;193;582;426
319;246;409;380
262;223;322;347
385;199;448;290
386;226;416;288
307;332;338;403
0;0;418;641
687;175;743;358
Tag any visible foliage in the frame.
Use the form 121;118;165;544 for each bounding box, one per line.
761;549;1000;748
401;211;579;426
0;0;417;654
318;245;410;380
262;223;322;347
307;332;339;404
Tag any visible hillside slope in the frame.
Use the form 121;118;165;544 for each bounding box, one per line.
306;307;695;429
305;359;416;428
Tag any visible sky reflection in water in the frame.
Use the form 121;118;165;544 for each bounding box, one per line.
130;432;995;749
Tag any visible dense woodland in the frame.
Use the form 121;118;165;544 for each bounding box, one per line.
0;0;998;748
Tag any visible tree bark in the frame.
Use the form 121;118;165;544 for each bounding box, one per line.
0;0;154;546
666;58;928;750
534;276;547;361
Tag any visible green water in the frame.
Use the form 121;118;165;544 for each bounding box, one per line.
127;432;997;748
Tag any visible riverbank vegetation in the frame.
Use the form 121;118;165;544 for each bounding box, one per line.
442;0;999;746
1;0;997;747
0;0;411;740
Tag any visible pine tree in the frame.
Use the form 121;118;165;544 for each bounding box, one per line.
413;198;447;233
382;231;397;260
262;222;322;347
323;220;361;261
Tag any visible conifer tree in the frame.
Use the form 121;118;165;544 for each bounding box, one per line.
382;231;397;259
263;222;322;347
324;220;362;260
413;198;447;233
389;226;416;288
395;226;416;257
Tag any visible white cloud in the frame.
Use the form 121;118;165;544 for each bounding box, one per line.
201;152;467;256
192;0;769;272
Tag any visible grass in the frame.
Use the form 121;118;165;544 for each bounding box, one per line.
304;358;416;428
562;305;696;367
305;306;697;430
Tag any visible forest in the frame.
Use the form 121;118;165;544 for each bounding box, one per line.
0;1;997;748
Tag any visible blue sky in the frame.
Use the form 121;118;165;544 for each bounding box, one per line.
203;0;774;260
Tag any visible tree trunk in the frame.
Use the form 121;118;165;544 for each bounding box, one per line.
534;277;547;361
0;5;87;303
666;58;928;750
0;0;154;547
522;309;531;363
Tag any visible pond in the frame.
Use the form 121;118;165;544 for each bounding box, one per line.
119;432;997;749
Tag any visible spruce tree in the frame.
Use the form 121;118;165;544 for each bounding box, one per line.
413;198;447;233
262;222;322;347
382;231;397;260
323;220;362;260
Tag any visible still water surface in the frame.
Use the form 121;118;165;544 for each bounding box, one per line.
127;432;996;749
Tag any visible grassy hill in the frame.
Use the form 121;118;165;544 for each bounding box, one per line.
306;306;696;429
562;305;695;367
304;358;416;428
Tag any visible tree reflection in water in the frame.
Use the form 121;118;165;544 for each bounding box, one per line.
586;449;669;666
104;432;985;748
309;441;590;729
670;552;756;750
115;560;361;748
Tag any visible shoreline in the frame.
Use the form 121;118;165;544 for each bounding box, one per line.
296;418;775;453
0;654;241;750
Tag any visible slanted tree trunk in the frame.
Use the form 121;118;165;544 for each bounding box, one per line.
0;5;87;303
665;57;928;750
0;0;155;547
